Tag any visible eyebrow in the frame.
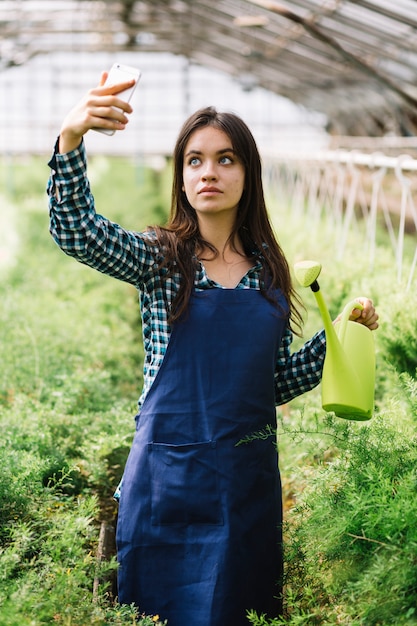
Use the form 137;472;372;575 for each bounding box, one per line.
184;147;235;157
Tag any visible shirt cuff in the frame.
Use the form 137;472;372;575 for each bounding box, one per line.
47;136;86;171
47;137;88;202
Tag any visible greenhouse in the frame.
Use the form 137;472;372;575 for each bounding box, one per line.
1;2;417;625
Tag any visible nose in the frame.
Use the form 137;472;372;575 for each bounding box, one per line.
201;160;218;181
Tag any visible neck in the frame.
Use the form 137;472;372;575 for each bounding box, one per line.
197;213;240;256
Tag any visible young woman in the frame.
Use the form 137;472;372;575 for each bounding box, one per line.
47;73;378;626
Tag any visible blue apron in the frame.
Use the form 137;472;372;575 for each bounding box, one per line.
116;287;287;625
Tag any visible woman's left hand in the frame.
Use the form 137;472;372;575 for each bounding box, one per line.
348;297;379;330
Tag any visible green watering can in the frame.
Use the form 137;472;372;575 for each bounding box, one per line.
294;260;375;421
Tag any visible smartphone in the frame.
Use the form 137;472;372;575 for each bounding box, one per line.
93;63;141;135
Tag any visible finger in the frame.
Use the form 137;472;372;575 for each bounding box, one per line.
89;81;135;110
86;93;133;115
98;71;108;87
366;318;379;330
355;298;375;320
88;105;130;127
112;96;133;113
103;79;136;96
349;307;363;321
359;312;379;330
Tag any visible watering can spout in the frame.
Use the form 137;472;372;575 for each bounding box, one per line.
294;261;375;421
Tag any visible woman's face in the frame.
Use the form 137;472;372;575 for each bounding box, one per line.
182;126;245;222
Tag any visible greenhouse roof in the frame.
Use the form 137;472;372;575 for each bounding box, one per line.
2;0;417;135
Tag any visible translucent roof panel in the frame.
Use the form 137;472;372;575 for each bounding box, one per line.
1;0;417;136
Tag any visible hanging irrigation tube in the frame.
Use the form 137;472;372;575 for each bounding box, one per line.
264;150;417;290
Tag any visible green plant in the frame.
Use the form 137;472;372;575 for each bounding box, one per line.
0;155;168;625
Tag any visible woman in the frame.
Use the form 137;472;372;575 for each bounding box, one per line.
47;73;378;625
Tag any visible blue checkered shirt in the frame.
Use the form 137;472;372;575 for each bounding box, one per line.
47;139;326;412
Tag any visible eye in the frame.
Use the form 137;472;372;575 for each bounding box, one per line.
220;155;233;165
188;156;201;166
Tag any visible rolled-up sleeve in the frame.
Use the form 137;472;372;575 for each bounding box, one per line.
274;327;326;405
47;139;156;286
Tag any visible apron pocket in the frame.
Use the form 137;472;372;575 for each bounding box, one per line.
148;440;223;525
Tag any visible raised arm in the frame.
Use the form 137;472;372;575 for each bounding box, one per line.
47;73;156;287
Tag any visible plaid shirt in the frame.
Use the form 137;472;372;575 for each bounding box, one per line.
47;139;326;411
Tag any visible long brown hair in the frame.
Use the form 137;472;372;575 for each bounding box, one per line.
153;106;304;335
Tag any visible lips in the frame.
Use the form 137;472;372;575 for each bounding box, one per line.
198;186;222;194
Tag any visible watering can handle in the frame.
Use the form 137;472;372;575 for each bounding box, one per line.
338;300;364;344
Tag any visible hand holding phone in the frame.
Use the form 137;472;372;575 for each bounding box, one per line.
93;63;141;135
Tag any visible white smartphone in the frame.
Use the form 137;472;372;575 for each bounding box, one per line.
93;63;142;135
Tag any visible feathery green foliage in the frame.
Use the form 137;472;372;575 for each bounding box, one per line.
0;154;168;625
